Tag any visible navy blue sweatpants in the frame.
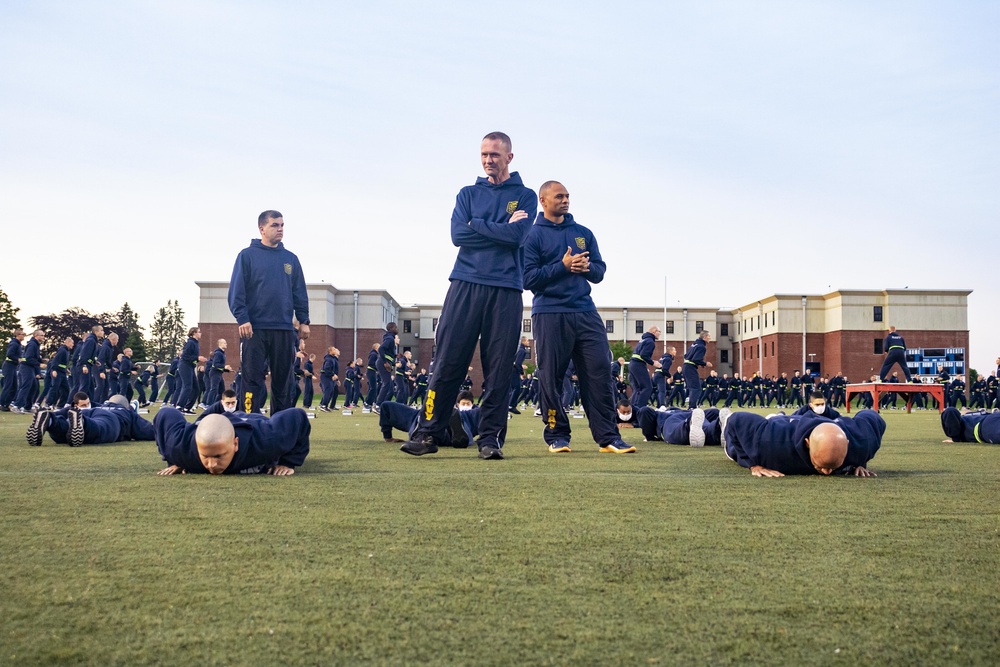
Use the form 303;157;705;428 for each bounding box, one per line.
534;311;619;447
47;407;155;444
239;329;296;414
412;280;520;449
379;401;419;439
682;363;703;407
941;407;1000;444
879;349;912;382
636;406;721;445
628;359;653;408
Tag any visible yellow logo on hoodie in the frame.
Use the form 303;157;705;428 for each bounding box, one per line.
506;201;518;214
575;237;586;250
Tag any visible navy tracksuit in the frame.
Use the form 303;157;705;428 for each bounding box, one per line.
879;331;912;381
682;337;708;408
73;333;99;398
228;238;310;415
408;171;536;450
176;337;200;410
118;355;134;398
44;404;156;445
45;344;72;407
637;406;722;445
13;337;42;409
654;353;673;407
509;343;528;410
523;212;620;448
381;402;480;448
394;357;411;404
154;406;311;473
0;336;22;407
301;359;315;408
320;353;339;409
364;349;379;408
205;347;227;406
95;339;116;403
629;332;657;408
375;330;396;406
941;407;1000;443
724;410;884;475
163;357;180;405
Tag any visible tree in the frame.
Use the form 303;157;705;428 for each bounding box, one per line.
125;329;148;362
28;307;102;357
106;302;143;349
149;300;187;363
0;286;22;341
969;368;978;385
610;341;633;380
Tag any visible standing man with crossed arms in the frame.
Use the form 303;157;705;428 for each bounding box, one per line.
401;132;536;460
229;210;310;415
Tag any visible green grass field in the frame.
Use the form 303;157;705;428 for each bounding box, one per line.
2;404;998;666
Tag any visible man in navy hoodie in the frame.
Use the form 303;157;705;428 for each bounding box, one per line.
229;210;310;415
682;330;713;408
520;180;634;454
401;132;536;460
878;326;913;382
722;410;883;477
629;325;662;409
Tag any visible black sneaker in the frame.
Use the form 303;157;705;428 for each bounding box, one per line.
478;446;504;460
509;407;521;415
449;410;469;448
27;409;51;446
68;409;85;447
400;435;438;456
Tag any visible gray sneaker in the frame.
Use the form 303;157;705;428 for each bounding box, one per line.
478;446;504;460
719;408;733;454
68;409;86;447
689;409;706;447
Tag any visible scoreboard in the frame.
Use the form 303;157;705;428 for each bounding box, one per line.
905;348;965;379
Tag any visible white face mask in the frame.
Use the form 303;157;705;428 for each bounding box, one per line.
810;404;826;414
619;411;632;421
458;405;473;412
223;404;237;413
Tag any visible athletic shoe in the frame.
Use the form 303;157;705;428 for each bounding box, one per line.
509;407;521;415
478;446;504;460
372;405;380;415
400;435;438;456
130;400;140;412
533;408;542;417
719;408;732;453
599;440;636;454
68;409;85;447
689;409;706;447
27;409;51;446
548;441;572;453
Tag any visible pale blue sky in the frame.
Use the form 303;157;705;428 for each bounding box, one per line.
2;1;997;370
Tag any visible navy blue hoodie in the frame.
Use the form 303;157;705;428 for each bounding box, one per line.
229;239;309;330
449;172;537;290
523;212;606;314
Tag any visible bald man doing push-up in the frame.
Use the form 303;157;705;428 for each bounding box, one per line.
721;409;884;477
153;406;310;476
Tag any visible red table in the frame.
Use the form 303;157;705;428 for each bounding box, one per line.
844;383;945;414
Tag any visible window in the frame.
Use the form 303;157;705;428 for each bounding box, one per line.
403;346;411;354
635;320;644;334
695;321;704;334
757;316;760;330
432;318;438;332
720;323;729;337
771;341;775;356
764;343;767;357
605;320;614;333
721;350;729;363
757;344;761;358
874;306;883;322
737;321;741;335
665;321;674;334
523;319;531;333
403;320;411;334
874;338;883;354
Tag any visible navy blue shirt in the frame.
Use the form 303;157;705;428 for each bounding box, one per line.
633;332;657;365
449;172;537;290
523;213;607;314
51;345;71;375
4;337;21;363
20;337;42;372
684;338;708;367
229;239;309;330
181;337;200;366
77;333;99;369
209;348;227;374
884;331;906;351
378;331;396;370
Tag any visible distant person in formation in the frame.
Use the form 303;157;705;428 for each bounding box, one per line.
401;131;537;461
176;329;207;413
628;325;661;409
0;328;26;410
11;329;46;413
682;331;713;408
878;326;913;382
721;410;884;477
940;407;1000;444
43;336;74;409
374;324;398;409
228;209;310;415
154;408;311;476
521;180;634;454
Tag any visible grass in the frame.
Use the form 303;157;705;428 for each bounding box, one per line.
1;404;998;666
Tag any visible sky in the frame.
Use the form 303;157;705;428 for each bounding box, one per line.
2;1;997;370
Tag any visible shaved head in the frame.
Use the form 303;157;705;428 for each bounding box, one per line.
539;180;564;198
195;414;239;475
807;423;849;475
